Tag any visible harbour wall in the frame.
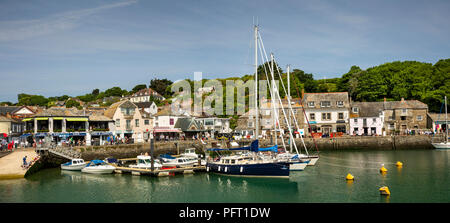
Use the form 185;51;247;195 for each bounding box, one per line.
70;135;432;161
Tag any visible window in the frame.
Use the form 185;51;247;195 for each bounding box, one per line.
320;101;331;107
338;113;344;120
170;118;174;125
389;123;395;130
115;119;120;127
401;116;406;121
354;119;358;123
248;121;254;128
308;101;315;107
352;107;359;113
135;119;139;127
310;113;315;120
205;119;214;126
336;101;344;107
145;120;150;125
126;120;131;129
373;118;377;123
402;109;407;114
322;113;331;120
417;115;423;121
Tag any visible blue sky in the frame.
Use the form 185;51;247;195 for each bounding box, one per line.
0;0;449;103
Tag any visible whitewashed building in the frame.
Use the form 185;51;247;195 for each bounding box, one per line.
349;102;384;136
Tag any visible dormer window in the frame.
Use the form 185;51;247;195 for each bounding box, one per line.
337;101;344;107
308;101;315;107
320;101;331;107
352;107;359;113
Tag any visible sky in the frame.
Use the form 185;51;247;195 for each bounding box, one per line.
0;0;449;103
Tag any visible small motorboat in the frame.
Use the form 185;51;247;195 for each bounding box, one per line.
180;148;206;166
81;160;116;174
161;157;197;168
61;158;86;171
129;155;163;169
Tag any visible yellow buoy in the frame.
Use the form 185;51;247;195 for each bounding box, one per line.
379;186;390;196
380;164;387;173
396;161;403;167
346;173;354;181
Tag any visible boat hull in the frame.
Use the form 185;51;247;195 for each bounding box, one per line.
61;163;86;171
432;143;450;149
81;166;115;174
206;162;290;177
307;157;319;166
289;162;307;171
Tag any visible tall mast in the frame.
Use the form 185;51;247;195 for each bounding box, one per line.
254;25;259;139
287;65;292;152
446;96;448;143
271;53;277;146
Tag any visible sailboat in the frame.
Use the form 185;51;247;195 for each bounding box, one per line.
205;25;291;177
432;96;449;149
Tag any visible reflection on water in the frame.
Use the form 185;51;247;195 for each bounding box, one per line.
0;149;448;203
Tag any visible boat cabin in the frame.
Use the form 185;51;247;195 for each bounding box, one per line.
71;159;85;165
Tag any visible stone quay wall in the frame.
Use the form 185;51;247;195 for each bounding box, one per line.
69;135;433;162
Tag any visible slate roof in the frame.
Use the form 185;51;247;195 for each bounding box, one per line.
302;92;350;108
383;100;428;110
351;102;384;117
33;107;87;117
0;106;20;115
174;117;205;131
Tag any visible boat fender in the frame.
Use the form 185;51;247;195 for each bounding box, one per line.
218;166;221;171
346;173;354;181
224;167;228;172
206;166;210;172
240;166;243;173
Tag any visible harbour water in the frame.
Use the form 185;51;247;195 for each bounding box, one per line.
0;149;448;203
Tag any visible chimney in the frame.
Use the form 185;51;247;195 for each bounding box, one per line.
301;88;305;99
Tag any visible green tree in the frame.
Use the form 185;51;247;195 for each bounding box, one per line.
150;78;173;98
65;99;81;108
131;84;147;94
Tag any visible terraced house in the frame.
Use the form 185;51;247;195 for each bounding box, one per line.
381;98;429;135
302;92;350;136
104;99;153;143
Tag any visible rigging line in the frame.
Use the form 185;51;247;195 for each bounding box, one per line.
257;32;307;154
257;36;303;156
259;37;299;154
283;61;319;154
256;38;288;151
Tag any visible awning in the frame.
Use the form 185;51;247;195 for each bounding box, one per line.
53;117;64;120
22;118;32;122
66;118;88;122
35;117;49;121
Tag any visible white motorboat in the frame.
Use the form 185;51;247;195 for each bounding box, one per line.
161;157;197;168
61;158;86;171
180;148;206;166
81;160;116;174
129;155;163;169
432;142;450;149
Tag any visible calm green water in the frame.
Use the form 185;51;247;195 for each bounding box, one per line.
0;149;448;203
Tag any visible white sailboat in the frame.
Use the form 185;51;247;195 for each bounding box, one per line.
432;96;449;149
